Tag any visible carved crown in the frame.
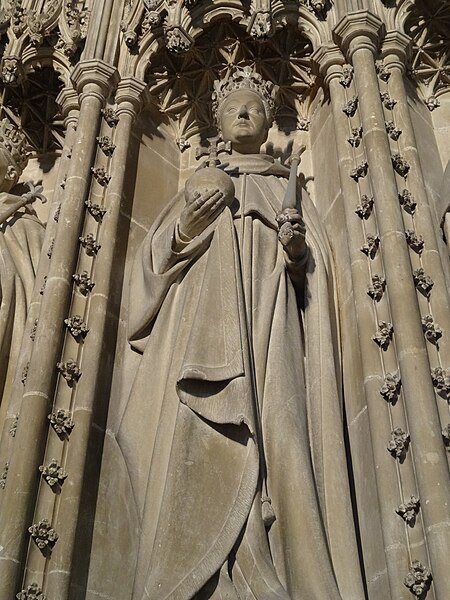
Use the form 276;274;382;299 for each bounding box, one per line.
212;66;278;124
0;118;29;172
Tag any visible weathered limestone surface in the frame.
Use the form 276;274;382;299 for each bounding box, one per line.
0;2;448;599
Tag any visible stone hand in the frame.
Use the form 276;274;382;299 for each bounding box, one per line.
179;188;226;239
276;208;306;260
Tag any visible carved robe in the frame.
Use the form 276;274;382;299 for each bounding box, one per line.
0;196;44;430
109;155;365;600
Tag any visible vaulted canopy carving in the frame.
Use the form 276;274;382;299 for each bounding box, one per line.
404;0;450;107
143;20;318;148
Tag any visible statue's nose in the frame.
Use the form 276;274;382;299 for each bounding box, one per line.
238;105;249;118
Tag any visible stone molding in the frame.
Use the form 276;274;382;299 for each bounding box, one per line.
71;59;120;103
333;10;385;59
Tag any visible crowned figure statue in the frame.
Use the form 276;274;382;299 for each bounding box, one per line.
0;119;45;427
109;68;365;600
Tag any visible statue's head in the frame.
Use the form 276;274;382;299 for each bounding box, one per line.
212;67;277;154
0;119;28;193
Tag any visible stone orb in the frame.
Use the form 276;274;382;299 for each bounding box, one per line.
185;166;235;207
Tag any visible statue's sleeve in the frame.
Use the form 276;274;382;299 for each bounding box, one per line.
0;193;26;223
128;192;215;351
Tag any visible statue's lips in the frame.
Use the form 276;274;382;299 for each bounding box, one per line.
233;121;253;129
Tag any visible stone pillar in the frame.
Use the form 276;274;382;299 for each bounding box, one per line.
335;11;450;599
0;60;118;599
0;89;79;476
381;31;450;452
313;43;407;600
42;77;147;600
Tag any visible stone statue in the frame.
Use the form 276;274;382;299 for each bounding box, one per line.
118;68;365;600
0;119;45;424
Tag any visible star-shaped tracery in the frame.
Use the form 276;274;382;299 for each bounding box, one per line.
405;0;450;106
145;21;317;148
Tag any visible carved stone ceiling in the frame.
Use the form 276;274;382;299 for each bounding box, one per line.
0;66;64;154
405;0;450;108
145;21;316;149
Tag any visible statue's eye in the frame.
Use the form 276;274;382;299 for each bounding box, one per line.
226;106;237;114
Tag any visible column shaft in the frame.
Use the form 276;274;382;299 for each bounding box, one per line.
328;70;407;599
44;87;143;599
352;46;450;598
0;87;105;599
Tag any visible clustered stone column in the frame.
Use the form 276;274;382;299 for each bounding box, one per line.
0;89;80;483
313;40;411;599
41;77;147;600
321;11;450;599
0;59;119;599
381;32;450;472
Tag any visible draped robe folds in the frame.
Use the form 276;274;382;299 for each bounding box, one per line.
118;155;365;600
0;196;44;429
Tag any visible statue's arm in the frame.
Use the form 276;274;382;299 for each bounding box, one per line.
0;184;46;223
128;207;216;349
0;192;28;223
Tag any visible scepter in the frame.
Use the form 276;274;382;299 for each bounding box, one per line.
282;144;306;211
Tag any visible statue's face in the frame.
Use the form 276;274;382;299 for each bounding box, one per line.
219;89;269;154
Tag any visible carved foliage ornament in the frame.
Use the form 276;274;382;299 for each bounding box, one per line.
91;167;111;187
96;135;116;157
79;233;101;256
373;321;394;351
29;519;58;553
443;424;450;450
421;314;443;345
367;274;386;302
405;229;424;254
355;194;373;219
413;268;434;298
396;496;420;526
392;154;410;178
0;118;29;172
398;188;416;215
380;92;396;110
350;161;369;182
65;315;89;340
101;108;119;128
339;65;353;88
86;200;107;221
360;234;379;259
385;121;402;141
388;427;410;461
21;361;29;384
0;461;9;489
16;583;47;600
404;560;432;598
39;459;67;489
48;408;74;438
380;371;401;404
30;318;38;341
342;96;358;117
431;367;450;399
73;270;94;295
249;11;273;40
375;60;391;82
57;359;81;386
1;0;89;66
10;414;18;437
348;127;363;148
